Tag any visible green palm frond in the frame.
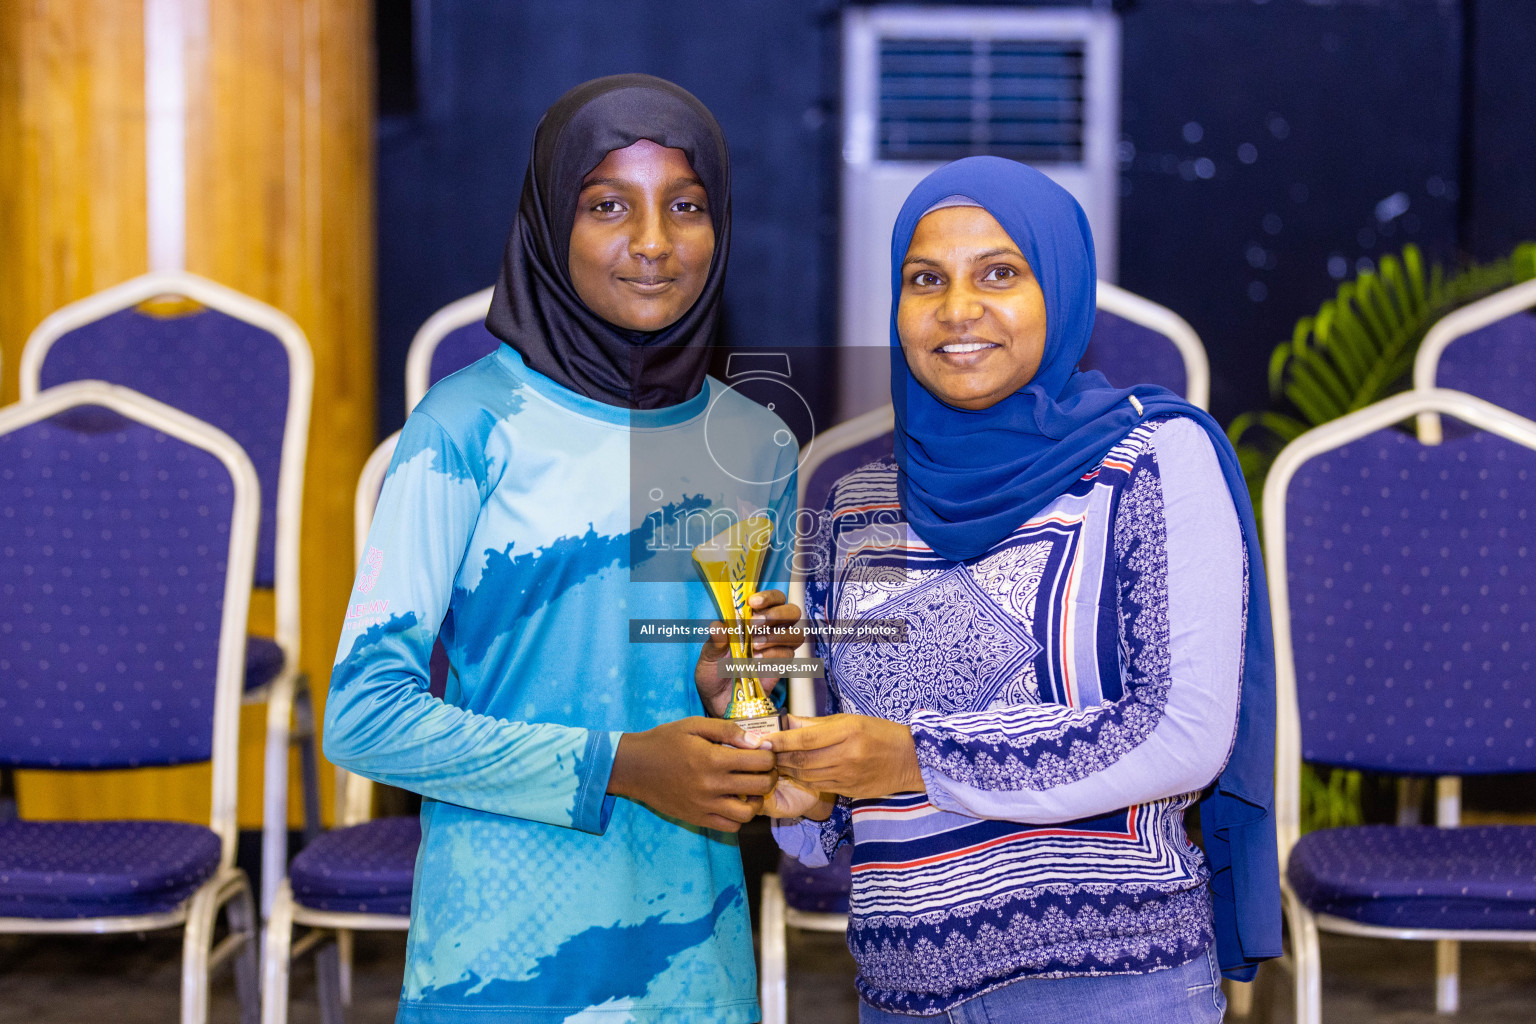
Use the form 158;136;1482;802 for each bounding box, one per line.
1231;241;1536;471
1300;766;1364;833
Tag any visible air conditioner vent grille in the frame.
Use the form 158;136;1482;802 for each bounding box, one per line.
878;38;1085;163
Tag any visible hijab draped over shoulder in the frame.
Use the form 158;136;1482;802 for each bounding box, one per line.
889;156;1282;981
485;74;730;410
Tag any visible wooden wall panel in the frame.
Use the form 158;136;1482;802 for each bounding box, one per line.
4;0;374;830
183;0;376;830
0;0;149;408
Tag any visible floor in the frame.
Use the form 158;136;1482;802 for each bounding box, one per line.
4;819;1534;1024
2;926;1535;1023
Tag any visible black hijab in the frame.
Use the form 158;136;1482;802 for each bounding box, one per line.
484;74;731;410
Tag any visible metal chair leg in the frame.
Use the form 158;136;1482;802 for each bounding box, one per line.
1435;939;1460;1014
262;881;296;1024
181;877;224;1024
759;873;787;1024
316;935;346;1024
1283;892;1322;1024
1433;776;1462;1014
337;928;355;1006
263;671;298;920
293;675;323;845
1396;777;1427;825
226;882;262;1024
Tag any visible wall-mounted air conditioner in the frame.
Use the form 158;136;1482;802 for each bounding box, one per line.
840;5;1121;418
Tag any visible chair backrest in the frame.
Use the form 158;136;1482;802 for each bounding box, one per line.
19;271;312;662
1413;278;1536;443
1085;280;1209;408
0;381;260;862
404;287;499;414
1264;387;1536;864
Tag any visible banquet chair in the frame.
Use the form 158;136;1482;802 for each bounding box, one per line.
0;380;262;1024
263;431;419;1024
403;286;498;413
20;271;319;917
1264;387;1536;1024
1408;276;1536;1000
1413;277;1536;442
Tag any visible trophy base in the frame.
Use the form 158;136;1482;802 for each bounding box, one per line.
728;711;784;741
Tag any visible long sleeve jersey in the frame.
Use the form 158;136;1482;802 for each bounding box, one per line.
774;414;1246;1014
326;346;796;1024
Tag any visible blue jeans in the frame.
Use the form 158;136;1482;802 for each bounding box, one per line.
858;945;1226;1024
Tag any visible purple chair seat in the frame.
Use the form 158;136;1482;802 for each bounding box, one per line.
779;843;853;915
244;635;287;692
289;816;420;915
1288;824;1536;931
0;820;221;920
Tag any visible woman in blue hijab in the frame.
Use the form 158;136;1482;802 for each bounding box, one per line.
766;156;1280;1021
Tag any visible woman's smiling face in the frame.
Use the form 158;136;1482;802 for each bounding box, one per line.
567;139;716;332
896;205;1048;411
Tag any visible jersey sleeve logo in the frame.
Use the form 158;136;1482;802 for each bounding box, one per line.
357;545;385;594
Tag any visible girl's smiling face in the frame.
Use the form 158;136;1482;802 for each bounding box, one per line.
897;205;1048;411
567;139;716;332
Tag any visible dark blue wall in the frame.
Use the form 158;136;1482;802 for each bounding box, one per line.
1117;0;1464;418
375;0;840;431
376;0;1536;432
1463;0;1536;261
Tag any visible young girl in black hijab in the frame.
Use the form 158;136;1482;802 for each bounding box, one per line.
327;75;801;1024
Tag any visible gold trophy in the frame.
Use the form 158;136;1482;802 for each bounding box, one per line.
693;515;783;739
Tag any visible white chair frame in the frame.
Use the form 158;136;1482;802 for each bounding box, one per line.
403;286;494;414
1407;279;1536;1006
1412;277;1536;444
0;380;263;1024
19;271;319;918
1095;279;1210;410
263;431;405;1024
1264;387;1536;1024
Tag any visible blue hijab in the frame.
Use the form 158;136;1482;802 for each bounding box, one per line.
890;156;1281;981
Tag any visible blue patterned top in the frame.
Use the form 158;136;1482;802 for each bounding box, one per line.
775;415;1247;1014
326;346;796;1024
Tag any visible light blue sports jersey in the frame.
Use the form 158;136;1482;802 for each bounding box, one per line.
325;345;798;1023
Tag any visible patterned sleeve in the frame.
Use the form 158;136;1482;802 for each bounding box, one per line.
907;417;1245;824
323;410;616;835
772;796;854;867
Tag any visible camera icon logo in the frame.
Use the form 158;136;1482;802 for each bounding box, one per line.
704;351;815;487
